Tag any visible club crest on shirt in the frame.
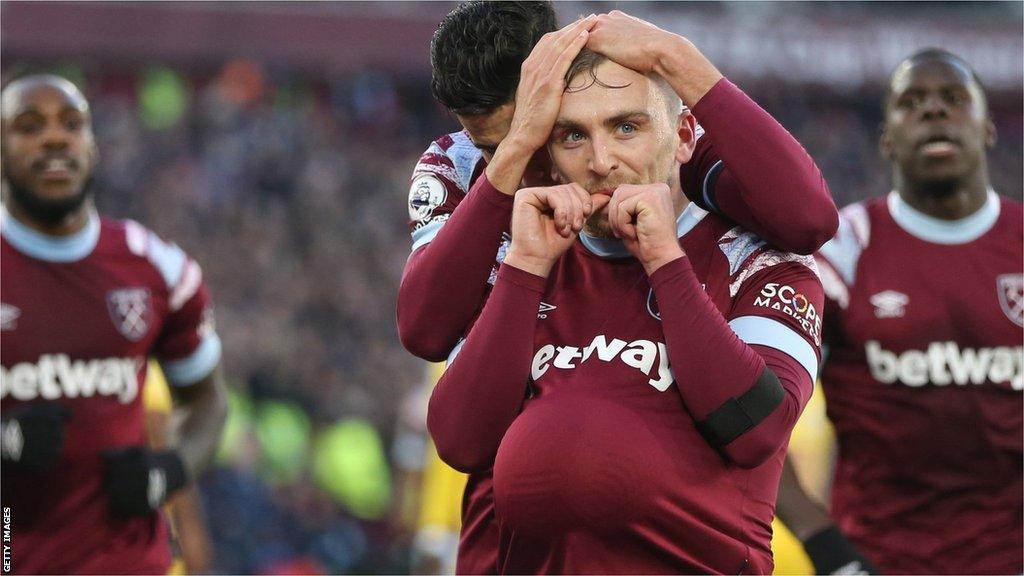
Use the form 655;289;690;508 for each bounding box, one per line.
997;273;1024;327
408;175;448;222
107;288;152;341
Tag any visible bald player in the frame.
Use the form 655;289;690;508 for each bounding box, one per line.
776;49;1023;575
0;74;228;574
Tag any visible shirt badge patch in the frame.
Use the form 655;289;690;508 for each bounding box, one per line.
997;273;1023;327
107;288;152;341
0;303;20;331
869;290;908;318
408;175;448;222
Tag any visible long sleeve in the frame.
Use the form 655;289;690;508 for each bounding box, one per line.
426;264;545;474
397;174;513;361
650;256;820;468
682;79;838;255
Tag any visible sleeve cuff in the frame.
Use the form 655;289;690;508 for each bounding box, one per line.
472;173;515;211
691;77;742;120
647;255;697;291
160;333;222;386
497;263;548;293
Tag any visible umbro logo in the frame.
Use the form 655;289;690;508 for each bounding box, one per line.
538;302;557;319
870;290;908;318
0;303;20;331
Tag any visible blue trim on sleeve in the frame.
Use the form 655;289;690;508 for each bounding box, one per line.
161;333;222;386
701;160;725;214
445;338;466;366
729;315;818;381
411;219;445;251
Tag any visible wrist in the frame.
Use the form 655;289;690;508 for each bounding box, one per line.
642;246;686;276
155;449;190;494
654;36;723;107
503;251;554;278
485;137;533;196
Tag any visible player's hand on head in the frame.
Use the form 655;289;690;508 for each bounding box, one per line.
607;183;684;274
504;15;597;154
1;402;69;470
505;183;597;277
586;11;677;75
102;446;188;518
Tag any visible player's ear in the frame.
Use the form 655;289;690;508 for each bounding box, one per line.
879;125;895;162
674;111;698;165
985;117;997;149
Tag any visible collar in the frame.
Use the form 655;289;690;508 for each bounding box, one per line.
1;205;101;262
579;202;709;259
887;189;1000;245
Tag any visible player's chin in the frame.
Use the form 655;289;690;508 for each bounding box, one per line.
33;180;85;203
584;211;615;239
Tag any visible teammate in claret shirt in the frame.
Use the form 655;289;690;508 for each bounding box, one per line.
775;49;1023;575
399;3;838;573
427;10;830;570
0;74;228;574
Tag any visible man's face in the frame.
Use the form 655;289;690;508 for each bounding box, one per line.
457;103;553;187
548;60;683;237
882;57;994;191
1;80;97;223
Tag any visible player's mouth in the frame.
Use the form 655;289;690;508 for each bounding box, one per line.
33;156;79;182
917;135;961;159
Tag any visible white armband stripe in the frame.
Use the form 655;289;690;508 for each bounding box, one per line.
161;333;222;386
729;316;819;381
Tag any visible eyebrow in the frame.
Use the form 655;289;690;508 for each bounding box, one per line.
553;110;652;132
10;105;86;121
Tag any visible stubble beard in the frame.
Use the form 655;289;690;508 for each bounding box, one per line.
3;172;93;226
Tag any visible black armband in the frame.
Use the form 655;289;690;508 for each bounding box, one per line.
695;368;784;448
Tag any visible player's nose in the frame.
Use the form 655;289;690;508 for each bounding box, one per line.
588;139;617;177
919;92;950;121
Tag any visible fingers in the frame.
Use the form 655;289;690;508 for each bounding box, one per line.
610;194;639;241
533;15;596;76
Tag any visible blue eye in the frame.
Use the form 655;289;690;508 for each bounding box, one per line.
619;123;637;135
566;130;584;142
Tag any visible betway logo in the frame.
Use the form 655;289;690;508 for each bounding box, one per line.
532;335;675;391
1;355;142;403
866;341;1023;390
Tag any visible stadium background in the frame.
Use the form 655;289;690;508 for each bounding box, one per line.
2;1;1021;574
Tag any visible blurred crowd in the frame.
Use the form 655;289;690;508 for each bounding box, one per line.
5;55;1021;574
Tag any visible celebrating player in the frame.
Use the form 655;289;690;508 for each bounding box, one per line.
427;10;829;571
775;49;1024;574
399;3;837;572
398;0;837;363
0;74;228;574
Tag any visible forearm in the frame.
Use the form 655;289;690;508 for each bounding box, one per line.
776;457;834;541
170;368;228;478
687;79;838;253
427;264;545;473
397;174;514;361
650;258;810;467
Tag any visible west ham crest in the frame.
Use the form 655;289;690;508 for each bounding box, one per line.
997;274;1024;327
107;288;152;341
